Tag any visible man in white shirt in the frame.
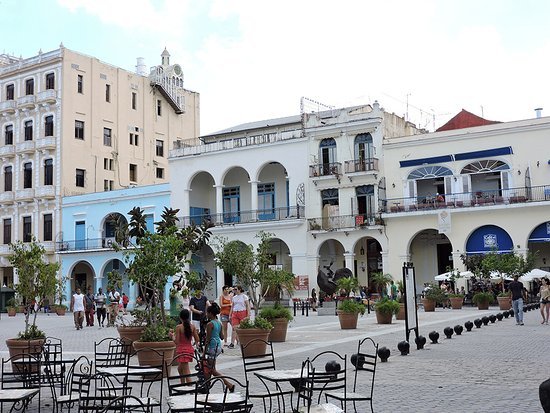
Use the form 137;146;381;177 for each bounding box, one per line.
70;288;86;330
108;288;120;327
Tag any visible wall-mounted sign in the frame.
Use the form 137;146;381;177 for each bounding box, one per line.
294;275;309;291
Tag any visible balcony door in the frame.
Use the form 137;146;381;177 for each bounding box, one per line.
258;183;275;220
354;133;373;171
355;185;374;218
319;138;336;175
223;186;240;223
75;221;85;250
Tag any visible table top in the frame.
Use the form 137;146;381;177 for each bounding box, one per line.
96;366;162;376
254;368;302;382
196;392;246;404
0;388;40;401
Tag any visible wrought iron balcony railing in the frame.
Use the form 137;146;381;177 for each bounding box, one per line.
309;162;342;178
344;158;379;173
307;214;380;231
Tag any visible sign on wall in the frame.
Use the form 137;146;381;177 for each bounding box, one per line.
438;210;451;234
294;275;309;291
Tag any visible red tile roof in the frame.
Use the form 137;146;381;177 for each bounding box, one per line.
436;109;500;132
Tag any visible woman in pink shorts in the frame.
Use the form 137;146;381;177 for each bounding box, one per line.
228;286;250;349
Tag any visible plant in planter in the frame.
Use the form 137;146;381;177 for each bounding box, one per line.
472;292;494;310
6;297;18;317
53;275;69;315
6;238;60;358
497;291;512;310
448;293;465;310
374;298;400;324
235;316;273;357
259;303;293;342
337;298;366;330
422;283;446;312
370;272;393;298
396;280;406;320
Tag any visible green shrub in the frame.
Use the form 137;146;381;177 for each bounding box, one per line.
18;325;46;340
338;299;366;315
259;303;293;321
139;324;171;342
424;283;447;304
6;297;18;308
472;292;494;305
374;298;400;315
238;316;273;330
498;291;511;297
448;293;464;298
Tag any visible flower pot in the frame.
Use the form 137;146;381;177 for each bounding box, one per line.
267;318;289;342
396;303;406;320
497;296;511;310
375;309;393;324
476;302;490;310
5;338;45;372
449;297;464;310
235;328;271;357
118;326;145;354
56;307;66;316
337;310;359;329
133;340;176;377
7;307;16;317
422;298;436;312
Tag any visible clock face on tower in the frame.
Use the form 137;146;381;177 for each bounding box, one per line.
173;64;182;76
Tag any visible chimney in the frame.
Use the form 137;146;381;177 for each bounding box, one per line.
535;108;543;118
135;57;147;76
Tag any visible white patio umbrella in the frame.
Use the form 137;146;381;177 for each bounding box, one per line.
489;271;513;281
520;268;550;282
435;271;474;281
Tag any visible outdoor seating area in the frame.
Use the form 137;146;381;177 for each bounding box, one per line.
0;334;379;413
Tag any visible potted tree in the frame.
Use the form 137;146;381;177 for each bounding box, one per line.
6;297;17;317
448;293;465;310
6;239;60;359
259;267;295;342
259;304;293;342
396;280;406;320
370;272;393;299
422;283;446;312
473;292;494;310
336;276;366;329
497;291;512;310
53;275;69;316
374;298;400;324
235;317;273;357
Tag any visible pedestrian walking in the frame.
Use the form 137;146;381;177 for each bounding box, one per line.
84;286;95;326
218;286;233;347
108;288;120;327
508;275;527;325
95;287;107;328
228;285;250;349
175;309;200;384
70;287;86;330
189;290;210;331
122;292;129;314
539;277;550;325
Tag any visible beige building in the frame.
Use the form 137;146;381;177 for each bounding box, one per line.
0;46;199;286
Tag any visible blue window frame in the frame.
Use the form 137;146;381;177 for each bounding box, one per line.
258;183;275;220
75;221;85;250
223;186;240;223
145;214;154;232
190;207;210;225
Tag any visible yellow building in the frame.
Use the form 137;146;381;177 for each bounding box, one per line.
0;46;199;285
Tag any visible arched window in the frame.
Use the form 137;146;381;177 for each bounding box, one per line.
355;185;374;216
408;166;453;180
318;138;336;175
321;188;339;206
460;160;510;174
355;133;373;161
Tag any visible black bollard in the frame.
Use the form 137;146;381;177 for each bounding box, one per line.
482;316;490;325
540;377;550;412
464;321;474;331
378;347;390;362
293;301;297;317
489;314;496;323
429;331;439;344
443;327;453;339
454;325;463;335
397;341;410;356
496;313;503;321
474;318;482;328
415;335;427;350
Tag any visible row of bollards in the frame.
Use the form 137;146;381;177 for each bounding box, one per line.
374;302;541;363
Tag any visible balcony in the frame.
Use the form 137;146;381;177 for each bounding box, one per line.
0;145;15;157
43;241;55;253
0;191;14;204
307;214;380;232
57;237;109;252
16;140;35;153
35;137;56;151
309;162;342;178
37;89;57;104
36;186;55;199
16;188;34;201
381;185;549;214
0;245;10;256
178;205;305;227
17;95;36;109
0;100;16;114
344;158;379;174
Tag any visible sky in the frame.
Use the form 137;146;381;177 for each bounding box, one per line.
2;0;550;134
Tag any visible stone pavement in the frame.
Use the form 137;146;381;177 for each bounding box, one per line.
0;305;548;412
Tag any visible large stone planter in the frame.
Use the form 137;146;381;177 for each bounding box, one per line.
337;310;359;329
497;296;511;310
476;302;490;310
133;340;176;376
375;310;393;324
235;328;272;357
422;298;436;312
450;297;464;310
267;318;289;342
7;307;16;317
396;303;406;320
118;326;145;354
55;307;66;316
6;338;45;372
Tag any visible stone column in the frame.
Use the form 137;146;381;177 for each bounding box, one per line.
249;180;258;222
214;185;224;220
343;252;355;276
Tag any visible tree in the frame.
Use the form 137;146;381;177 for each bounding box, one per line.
9;238;60;339
481;250;536;291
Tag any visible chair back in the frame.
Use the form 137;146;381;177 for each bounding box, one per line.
167;350;202;395
195;375;251;413
1;353;41;389
126;347;164;404
78;371;128;412
98;394;150;412
42;336;64;387
299;351;347;407
241;339;276;380
94;338;129;368
353;337;378;395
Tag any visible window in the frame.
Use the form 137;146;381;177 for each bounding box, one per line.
45;73;55;90
44;115;54;136
129;164;137;182
75;120;84;140
23;163;32;189
258;183;275;220
103;127;112;146
129;133;139;146
3;218;11;244
155;140;164;157
103;158;114;171
77;74;83;93
44;159;53;185
43;214;52;241
132;92;137;110
103;179;114;191
5;125;13;145
156;168;164;179
25;78;34;95
105;84;111;102
157;99;162;116
24;120;33;141
223;186;240;223
6;84;14;100
319;138;337;176
4;166;12;191
75;169;85;187
23;216;32;243
321;188;339;207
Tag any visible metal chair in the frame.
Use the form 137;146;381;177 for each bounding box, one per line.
125;348;164;413
42;337;64;388
98;395;150;412
325;337;378;413
1;353;42;413
240;339;293;413
166;351;203;413
194;375;252;413
94;338;129;370
45;355;93;413
78;372;129;412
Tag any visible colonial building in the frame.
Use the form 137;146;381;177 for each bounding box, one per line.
0;46;199;287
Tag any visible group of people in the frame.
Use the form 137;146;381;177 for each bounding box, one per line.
70;286;129;330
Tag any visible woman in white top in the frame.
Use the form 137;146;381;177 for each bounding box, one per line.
228;286;250;348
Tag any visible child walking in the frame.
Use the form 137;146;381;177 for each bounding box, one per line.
175;309;200;383
203;303;234;391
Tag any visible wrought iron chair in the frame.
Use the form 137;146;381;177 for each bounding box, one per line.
166;351;203;413
45;355;93;413
1;354;42;413
94;338;129;370
98;395;150;412
124;347;164;413
194;375;252;413
240;339;293;413
42;337;64;388
77;372;129;412
325;337;378;413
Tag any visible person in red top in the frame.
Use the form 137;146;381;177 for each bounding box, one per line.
174;309;200;383
218;286;233;347
122;293;129;315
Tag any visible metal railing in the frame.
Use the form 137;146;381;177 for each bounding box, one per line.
307;213;378;231
56;238;112;252
344;158;379;173
381;184;550;214
309;162;342;177
178;205;305;227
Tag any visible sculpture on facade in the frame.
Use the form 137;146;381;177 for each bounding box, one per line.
317;261;353;295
